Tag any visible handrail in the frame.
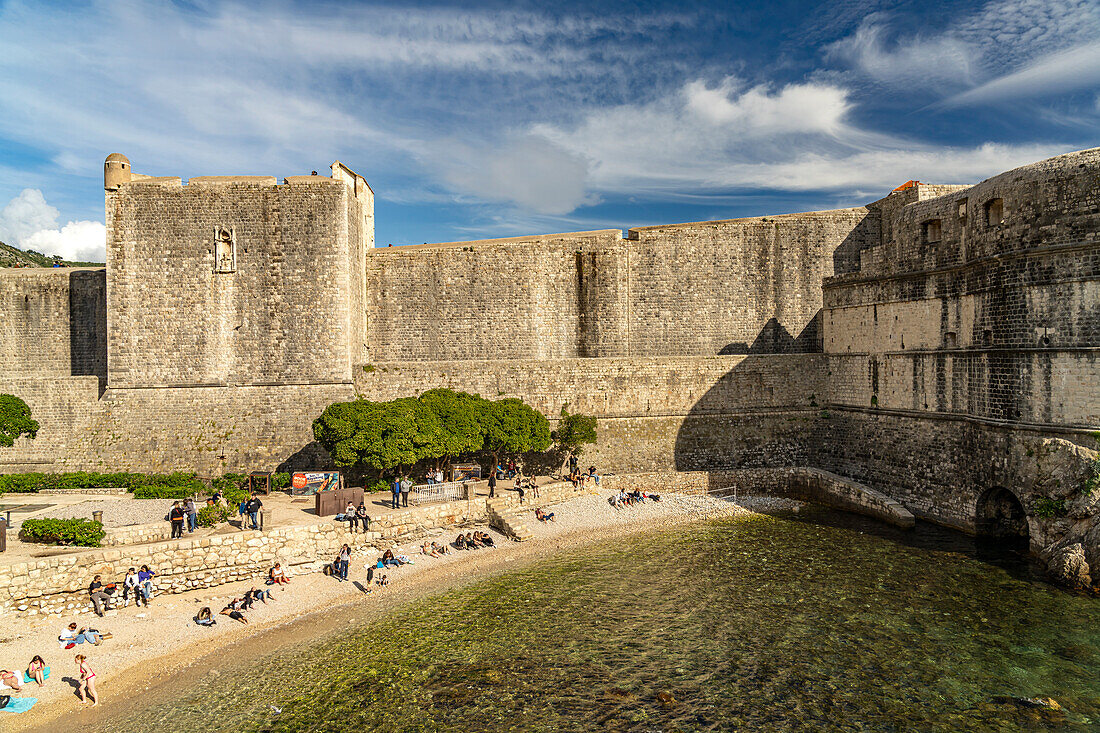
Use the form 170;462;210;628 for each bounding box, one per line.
410;481;465;506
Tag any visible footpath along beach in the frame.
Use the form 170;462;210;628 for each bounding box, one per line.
1;491;796;733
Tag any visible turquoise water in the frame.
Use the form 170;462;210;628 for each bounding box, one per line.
101;509;1100;731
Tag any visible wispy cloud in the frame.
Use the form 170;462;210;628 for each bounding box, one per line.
941;41;1100;107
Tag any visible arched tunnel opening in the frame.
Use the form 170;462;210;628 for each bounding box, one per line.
975;487;1030;545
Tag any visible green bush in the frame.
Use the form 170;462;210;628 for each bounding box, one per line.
20;518;104;547
0;471;201;495
132;485;198;500
1034;497;1067;519
273;472;291;489
197;503;231;527
365;478;390;494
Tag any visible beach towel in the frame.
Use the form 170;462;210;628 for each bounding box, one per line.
21;667;48;684
0;697;38;714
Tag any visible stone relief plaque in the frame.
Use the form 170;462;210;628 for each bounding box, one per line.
213;226;236;273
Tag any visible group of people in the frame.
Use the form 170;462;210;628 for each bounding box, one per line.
1;655;95;706
391;476;413;508
88;566;156;616
454;531;495;550
237;493;264;530
609;489;660;508
167;499;198;538
201;586;276;626
340;502;371;532
420;540;453;557
565;454;601;488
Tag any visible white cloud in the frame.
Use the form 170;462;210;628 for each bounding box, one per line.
23;221;106;263
0;188;105;262
942;41;1100;107
533;79;1072;197
826;19;976;88
434;136;595;215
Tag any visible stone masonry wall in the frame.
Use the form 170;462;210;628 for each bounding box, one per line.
364;209;873;362
0;268;105;378
106;176;361;388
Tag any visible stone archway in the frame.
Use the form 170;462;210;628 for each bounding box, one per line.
975;487;1030;539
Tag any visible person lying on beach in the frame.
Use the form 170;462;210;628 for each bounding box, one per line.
59;623;105;648
455;534;468;550
0;669;24;691
245;587;272;605
75;654;98;706
220;605;248;624
535;508;556;522
268;563;289;585
26;655;47;686
435;541;452;555
195;607;216;627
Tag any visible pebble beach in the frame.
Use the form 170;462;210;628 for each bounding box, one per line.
0;491;796;733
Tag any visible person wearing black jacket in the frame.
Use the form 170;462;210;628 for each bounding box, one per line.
168;502;186;539
488;472;496;498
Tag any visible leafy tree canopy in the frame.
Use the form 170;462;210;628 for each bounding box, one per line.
553;409;598;456
482;397;552;464
417;388;486;463
0;394;39;447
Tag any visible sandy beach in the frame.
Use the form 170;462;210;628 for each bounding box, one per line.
0;491;794;732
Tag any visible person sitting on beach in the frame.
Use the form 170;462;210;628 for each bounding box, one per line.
381;549;401;568
195;607;216;627
479;531;496;547
122;568;140;607
346;502;359;531
377;574;389;587
455;533;468;550
0;669;24;691
421;541;433;555
535;507;556;522
75;654;98;706
220;605;248;624
268;563;289;585
88;575;116;617
357;502;370;532
26;655;47;687
465;531;481;549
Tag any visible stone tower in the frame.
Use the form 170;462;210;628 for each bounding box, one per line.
103;153;131;190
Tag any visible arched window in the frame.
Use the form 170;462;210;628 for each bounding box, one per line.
213;226;236;273
983;198;1004;227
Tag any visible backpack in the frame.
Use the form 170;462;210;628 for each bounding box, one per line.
0;695;10;710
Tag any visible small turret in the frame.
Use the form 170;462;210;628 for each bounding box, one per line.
104;153;131;190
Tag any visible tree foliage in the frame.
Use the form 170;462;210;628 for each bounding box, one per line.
313;390;550;478
0;394;39;447
553;409;598;456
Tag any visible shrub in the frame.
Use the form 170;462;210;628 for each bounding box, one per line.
197;503;231;527
365;478;390;494
20;518;104;547
132;485;197;500
1034;497;1067;519
272;471;291;490
0;471;202;495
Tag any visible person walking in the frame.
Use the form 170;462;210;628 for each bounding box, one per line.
75;654;98;706
488;471;496;499
184;497;198;533
391;477;400;509
400;476;412;508
168;502;185;539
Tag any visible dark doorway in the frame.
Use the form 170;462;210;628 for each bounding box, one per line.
975;487;1029;540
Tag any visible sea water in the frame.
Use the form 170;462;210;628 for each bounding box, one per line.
100;508;1100;731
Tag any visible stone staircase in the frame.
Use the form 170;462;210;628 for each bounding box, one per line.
485;497;533;542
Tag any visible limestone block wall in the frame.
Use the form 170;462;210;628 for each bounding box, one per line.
364;208;874;362
356;355;824;473
106;176;364;388
0;268;105;378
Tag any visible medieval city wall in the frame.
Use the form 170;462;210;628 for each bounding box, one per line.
363;209;875;362
0;268;105;379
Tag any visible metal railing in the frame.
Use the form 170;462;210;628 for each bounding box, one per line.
410;480;466;506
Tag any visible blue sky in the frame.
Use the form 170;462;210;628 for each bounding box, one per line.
0;0;1097;260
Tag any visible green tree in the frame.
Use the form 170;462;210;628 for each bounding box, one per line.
0;394;39;447
418;388;486;469
552;408;598;457
481;398;551;469
312;398;443;478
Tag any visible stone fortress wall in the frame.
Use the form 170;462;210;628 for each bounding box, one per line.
1;149;1098;553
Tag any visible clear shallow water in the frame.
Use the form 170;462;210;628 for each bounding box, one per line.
102;509;1100;732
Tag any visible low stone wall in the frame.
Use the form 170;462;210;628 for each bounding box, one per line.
101;522;175;547
1;482;591;617
603;468;915;528
38;487;129;496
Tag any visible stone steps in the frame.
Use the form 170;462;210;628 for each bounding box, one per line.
485;498;533;541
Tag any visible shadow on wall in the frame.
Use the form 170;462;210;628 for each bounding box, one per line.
831;208;881;276
718;316;820;355
69;269;107;392
675;319;823;472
